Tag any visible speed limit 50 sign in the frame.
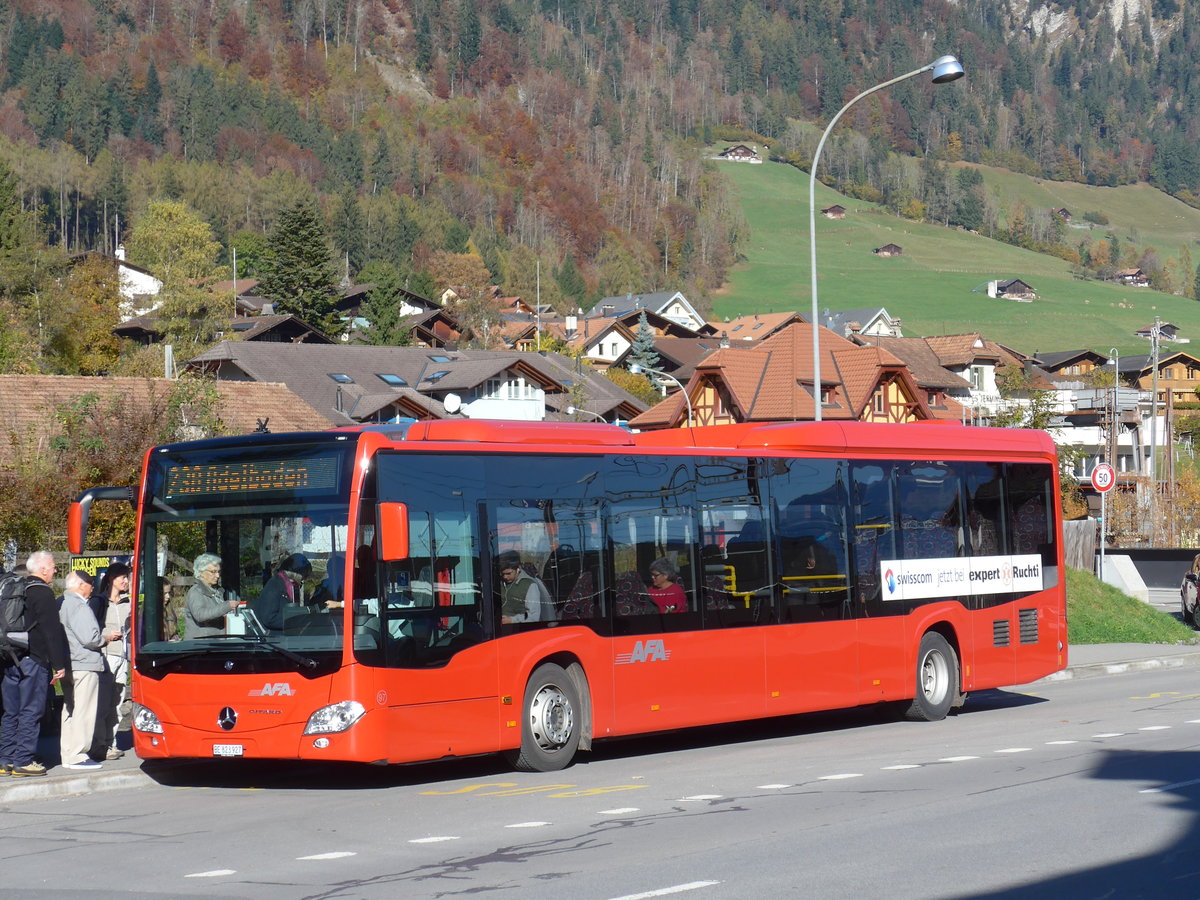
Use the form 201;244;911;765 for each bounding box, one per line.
1091;463;1115;493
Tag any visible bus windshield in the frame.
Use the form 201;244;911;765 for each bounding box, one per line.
135;435;358;677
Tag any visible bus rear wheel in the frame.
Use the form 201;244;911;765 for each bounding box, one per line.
506;663;582;772
905;632;957;722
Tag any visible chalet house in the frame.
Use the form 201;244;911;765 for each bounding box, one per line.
398;308;461;348
629;322;950;430
991;278;1037;301
1053;208;1072;221
69;247;163;320
184;342;645;425
586;291;709;333
1114;267;1150;287
872;243;903;257
1135;321;1179;341
713;312;804;343
821;204;846;220
822;307;903;339
1033;349;1110;378
1124;350;1200;409
717;144;762;163
0;375;329;468
574;309;704;370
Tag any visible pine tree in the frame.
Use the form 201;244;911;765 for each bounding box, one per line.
257;201;342;337
628;311;660;372
330;187;365;276
357;261;414;346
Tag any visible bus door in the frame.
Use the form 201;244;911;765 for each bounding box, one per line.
372;453;499;763
766;458;857;713
607;455;764;732
962;462;1013;689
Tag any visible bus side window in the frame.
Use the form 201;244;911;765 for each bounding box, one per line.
850;462;896;618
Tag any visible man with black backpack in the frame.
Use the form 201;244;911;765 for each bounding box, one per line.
0;551;68;777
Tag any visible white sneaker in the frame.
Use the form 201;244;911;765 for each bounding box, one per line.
63;760;102;770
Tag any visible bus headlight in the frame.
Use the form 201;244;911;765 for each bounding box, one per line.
133;703;164;734
303;701;366;735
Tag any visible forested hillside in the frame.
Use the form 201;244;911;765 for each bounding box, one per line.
1;0;1199;371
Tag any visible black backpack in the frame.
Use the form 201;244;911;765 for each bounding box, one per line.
0;571;31;659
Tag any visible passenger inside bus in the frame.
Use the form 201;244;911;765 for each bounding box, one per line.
183;553;238;640
498;550;552;624
251;553;312;632
646;557;686;613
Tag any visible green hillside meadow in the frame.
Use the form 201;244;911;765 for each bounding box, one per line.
712;160;1200;358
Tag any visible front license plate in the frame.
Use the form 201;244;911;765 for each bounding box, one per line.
213;743;244;757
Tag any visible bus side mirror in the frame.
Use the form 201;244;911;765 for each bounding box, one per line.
68;486;137;555
67;500;87;555
378;502;410;561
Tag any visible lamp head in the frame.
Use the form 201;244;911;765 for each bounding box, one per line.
566;406;577;415
629;363;644;375
930;54;965;84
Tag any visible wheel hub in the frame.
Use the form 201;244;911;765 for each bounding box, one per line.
530;685;574;749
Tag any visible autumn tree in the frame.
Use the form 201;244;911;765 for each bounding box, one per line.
41;255;123;375
256;200;342;337
126;199;227;353
428;249;499;347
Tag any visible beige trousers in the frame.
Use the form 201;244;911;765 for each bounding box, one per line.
60;669;100;766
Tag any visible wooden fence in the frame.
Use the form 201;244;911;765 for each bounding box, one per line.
1063;519;1095;571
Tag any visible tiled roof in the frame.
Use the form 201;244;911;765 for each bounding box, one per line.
712;312;803;341
185;342;645;425
856;336;974;388
0;375;329;468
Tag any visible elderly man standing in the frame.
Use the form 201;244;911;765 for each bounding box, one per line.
0;551;68;777
58;570;120;771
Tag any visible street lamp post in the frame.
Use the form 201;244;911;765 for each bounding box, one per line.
630;363;694;427
808;55;964;421
565;405;606;423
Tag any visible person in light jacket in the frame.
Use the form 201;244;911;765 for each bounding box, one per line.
59;571;120;770
183;554;238;640
93;562;132;761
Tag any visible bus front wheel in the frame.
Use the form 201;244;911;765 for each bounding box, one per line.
506;662;582;772
905;632;957;722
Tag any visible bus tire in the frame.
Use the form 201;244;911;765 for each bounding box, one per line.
505;662;582;772
905;632;957;722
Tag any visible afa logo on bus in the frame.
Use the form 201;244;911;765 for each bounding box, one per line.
615;640;671;665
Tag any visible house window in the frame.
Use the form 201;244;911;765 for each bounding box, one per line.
1164;368;1176;380
970;366;985;391
873;392;885;414
428;354;452;363
610;342;618;357
928;392;938;405
485;377;503;399
423;370;450;383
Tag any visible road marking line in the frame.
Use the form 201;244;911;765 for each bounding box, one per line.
678;794;722;801
608;881;721;899
882;764;920;770
1046;740;1078;745
598;808;641;815
185;870;236;878
409;836;460;844
995;748;1032;753
298;852;356;860
506;822;551;828
756;783;792;789
1140;777;1200;794
939;756;979;762
1092;733;1124;738
819;773;863;780
1139;726;1170;731
1187;720;1200;724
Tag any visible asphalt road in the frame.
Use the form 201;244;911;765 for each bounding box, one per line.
3;666;1200;900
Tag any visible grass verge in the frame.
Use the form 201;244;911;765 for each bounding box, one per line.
1066;566;1197;645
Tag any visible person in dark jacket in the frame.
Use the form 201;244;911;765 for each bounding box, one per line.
250;553;312;632
0;551;69;777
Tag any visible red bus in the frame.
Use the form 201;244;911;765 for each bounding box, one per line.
69;419;1066;772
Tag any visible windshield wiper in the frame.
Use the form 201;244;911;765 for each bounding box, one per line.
142;634;318;671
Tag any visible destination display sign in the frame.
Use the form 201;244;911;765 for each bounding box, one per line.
163;456;340;499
